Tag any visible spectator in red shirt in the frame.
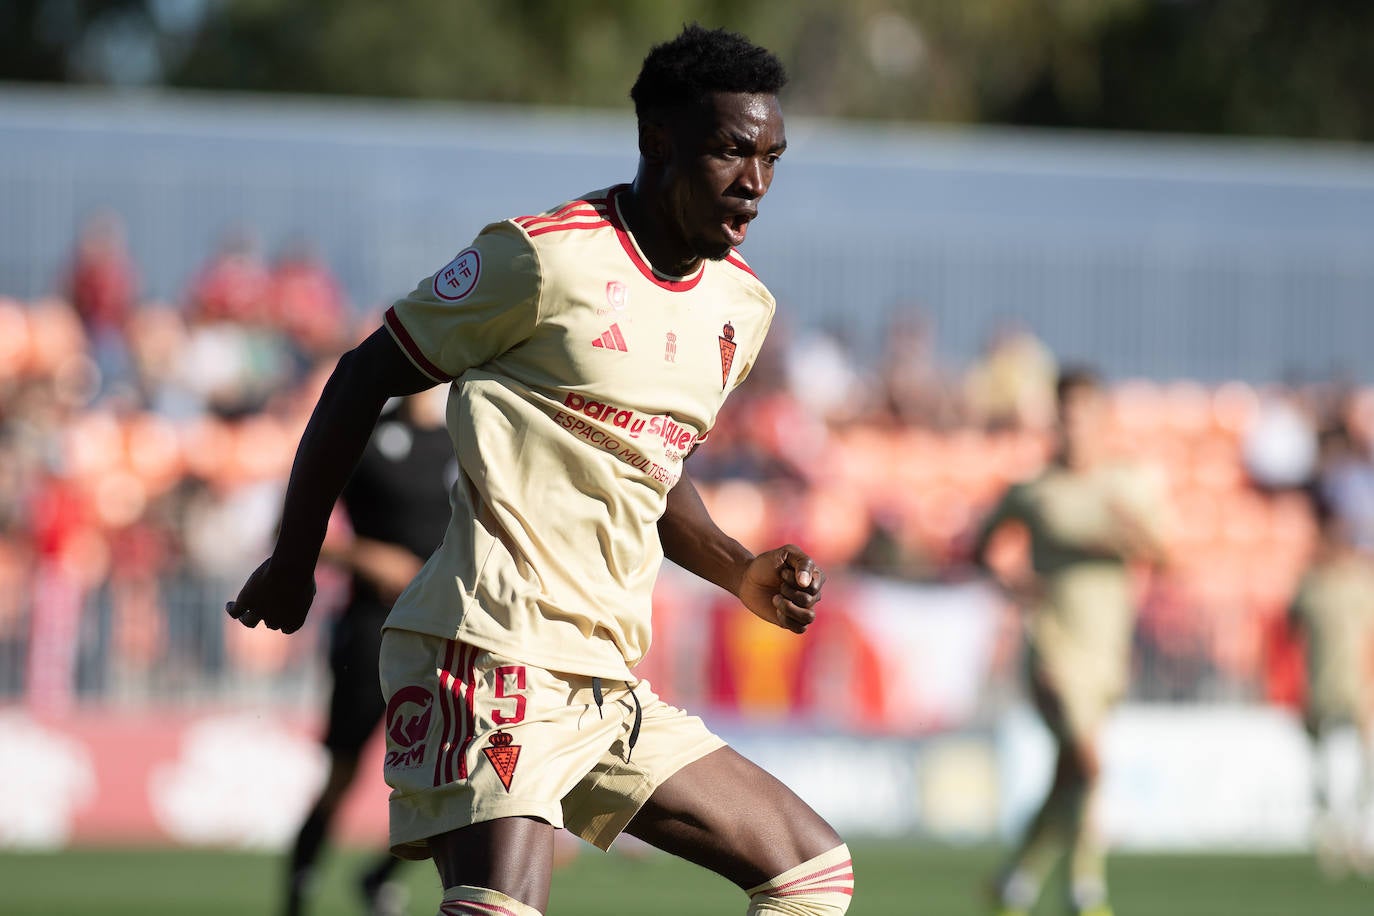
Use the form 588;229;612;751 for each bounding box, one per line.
64;211;138;335
267;239;349;359
186;229;271;325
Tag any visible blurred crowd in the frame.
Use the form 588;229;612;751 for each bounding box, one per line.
2;212;1372;718
1;213;356;709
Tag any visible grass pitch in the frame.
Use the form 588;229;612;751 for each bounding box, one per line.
0;841;1370;915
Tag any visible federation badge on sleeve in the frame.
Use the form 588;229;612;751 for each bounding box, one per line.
433;248;481;301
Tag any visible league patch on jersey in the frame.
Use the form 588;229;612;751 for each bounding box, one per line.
482;731;521;791
432;248;481;301
718;322;737;389
384;685;435;770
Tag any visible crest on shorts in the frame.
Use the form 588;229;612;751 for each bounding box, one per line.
718;322;737;389
383;685;434;770
482;731;521;792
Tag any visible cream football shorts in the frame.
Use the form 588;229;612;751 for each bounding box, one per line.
378;627;725;859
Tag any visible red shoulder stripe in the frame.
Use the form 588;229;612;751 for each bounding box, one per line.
514;198;609;229
526;217;611;238
514;200;586;226
725;251;759;279
515;206;602;229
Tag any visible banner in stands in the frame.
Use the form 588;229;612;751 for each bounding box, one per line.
0;707;386;849
1;574;1353;852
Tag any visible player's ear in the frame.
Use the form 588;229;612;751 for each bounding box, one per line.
638;119;670;164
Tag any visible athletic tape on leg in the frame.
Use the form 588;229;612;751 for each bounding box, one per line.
746;844;854;915
437;884;542;916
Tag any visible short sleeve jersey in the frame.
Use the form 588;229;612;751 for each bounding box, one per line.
382;185;775;678
985;462;1167;691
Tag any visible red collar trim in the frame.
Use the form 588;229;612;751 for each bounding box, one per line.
606;185;705;292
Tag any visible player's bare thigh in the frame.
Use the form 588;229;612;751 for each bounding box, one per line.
428;815;556;912
624;745;842;889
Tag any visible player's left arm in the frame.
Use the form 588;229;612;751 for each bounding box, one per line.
659;468;824;634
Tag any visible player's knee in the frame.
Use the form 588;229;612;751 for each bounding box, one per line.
745;844;854;915
1071;741;1101;782
438;885;542;916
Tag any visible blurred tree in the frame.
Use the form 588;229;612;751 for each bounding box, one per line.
4;0;1374;142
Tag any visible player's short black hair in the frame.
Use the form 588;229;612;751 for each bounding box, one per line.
630;24;788;123
1055;365;1101;405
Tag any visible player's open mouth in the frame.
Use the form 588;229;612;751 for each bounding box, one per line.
723;213;753;246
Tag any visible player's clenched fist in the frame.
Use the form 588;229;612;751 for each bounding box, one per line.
738;544;826;634
226;557;316;634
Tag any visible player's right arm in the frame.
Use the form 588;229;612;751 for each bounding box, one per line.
226;329;434;633
971;484;1042;607
970;484;1020;572
320;536;427;607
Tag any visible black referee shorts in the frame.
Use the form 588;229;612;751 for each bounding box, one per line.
322;603;389;756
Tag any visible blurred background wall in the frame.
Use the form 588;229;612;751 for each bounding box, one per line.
5;88;1374;382
2;0;1374;859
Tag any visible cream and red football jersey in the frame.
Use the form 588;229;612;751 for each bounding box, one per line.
383;185;775;678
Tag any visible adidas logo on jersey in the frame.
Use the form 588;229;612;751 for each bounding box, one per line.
592;323;629;352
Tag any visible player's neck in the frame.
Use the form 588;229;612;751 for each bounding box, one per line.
619;181;702;278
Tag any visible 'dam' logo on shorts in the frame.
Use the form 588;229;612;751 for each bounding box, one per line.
432;248;481;301
384;685;434;769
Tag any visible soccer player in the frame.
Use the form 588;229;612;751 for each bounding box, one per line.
1289;491;1374;875
227;25;853;916
285;391;453;916
973;368;1167;916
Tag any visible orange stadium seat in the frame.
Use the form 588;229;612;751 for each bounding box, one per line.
1187;432;1246;493
1169;484;1223;551
231;415;294;483
698;480;773;554
90;469;149;529
1110;378;1168;435
1217;491;1271;550
180;417;234;482
63;410;124;479
1162;380;1214;438
1210;381;1259;439
124;414;186;495
0;298;30;379
800;482;874;567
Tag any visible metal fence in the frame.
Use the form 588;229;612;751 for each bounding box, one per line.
4;86;1374;382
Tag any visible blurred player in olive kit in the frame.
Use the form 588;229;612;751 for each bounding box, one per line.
974;368;1167;916
229;25;853;916
1289;483;1374;875
286;390;454;916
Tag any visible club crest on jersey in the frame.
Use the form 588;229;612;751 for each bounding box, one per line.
433;248;481;301
482;731;521;791
665;331;678;363
718;322;737;389
599;280;629;316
